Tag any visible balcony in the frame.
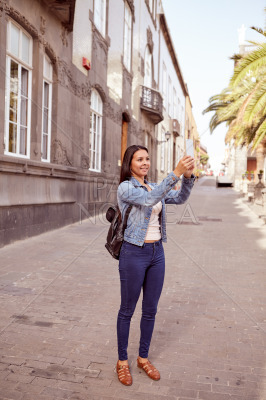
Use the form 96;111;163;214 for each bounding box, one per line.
140;86;163;124
171;119;181;136
42;0;76;30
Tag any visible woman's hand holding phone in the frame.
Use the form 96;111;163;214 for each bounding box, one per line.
174;155;195;178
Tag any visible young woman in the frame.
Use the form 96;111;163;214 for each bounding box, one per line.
116;144;195;386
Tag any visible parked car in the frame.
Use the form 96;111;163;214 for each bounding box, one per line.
216;173;234;187
206;169;213;176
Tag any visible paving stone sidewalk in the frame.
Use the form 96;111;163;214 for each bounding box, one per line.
0;177;266;400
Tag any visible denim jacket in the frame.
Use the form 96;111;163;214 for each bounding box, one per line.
117;171;196;246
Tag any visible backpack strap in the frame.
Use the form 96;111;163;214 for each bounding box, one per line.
122;204;133;232
121;182;137;231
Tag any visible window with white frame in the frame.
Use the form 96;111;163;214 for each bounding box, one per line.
168;76;172;116
160;128;165;172
123;2;132;71
162;63;167;109
173;88;177;119
144;46;152;88
90;89;103;172
5;20;32;158
94;0;106;36
41;56;53;162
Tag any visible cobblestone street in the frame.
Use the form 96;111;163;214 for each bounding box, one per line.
0;177;266;400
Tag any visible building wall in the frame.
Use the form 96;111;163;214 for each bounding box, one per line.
0;0;164;246
0;0;119;247
185;95;202;174
134;0;161;181
190;113;200;172
156;13;186;181
0;0;198;247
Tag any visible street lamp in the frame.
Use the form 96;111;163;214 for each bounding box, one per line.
157;131;171;144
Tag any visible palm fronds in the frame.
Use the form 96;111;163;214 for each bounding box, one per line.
251;26;266;36
230;43;266;87
203;20;266;151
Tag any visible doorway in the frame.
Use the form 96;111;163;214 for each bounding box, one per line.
121;112;130;163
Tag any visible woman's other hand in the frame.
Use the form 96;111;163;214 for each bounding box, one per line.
174;156;195;178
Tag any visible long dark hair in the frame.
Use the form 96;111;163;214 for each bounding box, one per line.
120;145;149;183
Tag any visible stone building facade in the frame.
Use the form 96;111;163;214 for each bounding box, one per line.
156;12;188;181
0;0;199;247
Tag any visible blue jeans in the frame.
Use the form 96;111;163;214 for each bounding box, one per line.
117;240;165;361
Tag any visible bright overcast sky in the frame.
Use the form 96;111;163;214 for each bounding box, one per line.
163;0;265;172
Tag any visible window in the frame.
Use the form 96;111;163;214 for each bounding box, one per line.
144;46;152;88
5;20;32;158
168;76;172;116
123;2;132;71
162;63;167;109
173;88;177;119
90;89;103;172
94;0;106;36
160;128;165;172
41;56;53;162
148;0;157;19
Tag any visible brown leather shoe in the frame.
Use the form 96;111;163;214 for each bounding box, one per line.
137;357;160;380
116;361;132;386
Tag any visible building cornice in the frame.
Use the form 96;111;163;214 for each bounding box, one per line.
42;0;76;31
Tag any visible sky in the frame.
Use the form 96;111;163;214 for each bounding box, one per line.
162;0;265;172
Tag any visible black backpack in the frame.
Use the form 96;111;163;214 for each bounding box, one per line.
105;204;132;260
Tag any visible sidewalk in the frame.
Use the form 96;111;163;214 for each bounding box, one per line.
241;197;266;224
0;179;266;400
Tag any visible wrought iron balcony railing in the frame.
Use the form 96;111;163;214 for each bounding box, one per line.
140;85;163;124
171;119;181;136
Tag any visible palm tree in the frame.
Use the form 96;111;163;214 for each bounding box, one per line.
203;26;266;150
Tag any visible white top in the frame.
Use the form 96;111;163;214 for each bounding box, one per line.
145;201;162;241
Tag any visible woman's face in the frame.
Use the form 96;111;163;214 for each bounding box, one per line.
130;149;150;179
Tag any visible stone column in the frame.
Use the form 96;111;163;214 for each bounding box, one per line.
256;142;265;172
255;140;266;184
234;146;247;191
247;182;255;202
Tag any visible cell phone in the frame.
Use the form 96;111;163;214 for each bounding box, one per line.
186;139;194;158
